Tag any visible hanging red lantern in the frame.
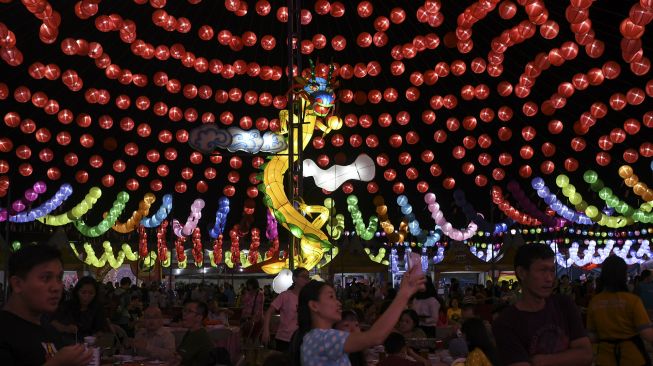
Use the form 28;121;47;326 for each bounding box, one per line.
416;181;429;193
102;174;114;187
157;164;170;177
175;181;187;193
64;153;78;166
540;160;555;175
492;168;505;181
18;163;33;177
112;159;126;173
595;152;611;166
47;167;61;180
564;158;579;171
475;175;488;187
623;149;639;163
430;164;442;176
367;182;379;193
383;169;397;181
76;170;89;183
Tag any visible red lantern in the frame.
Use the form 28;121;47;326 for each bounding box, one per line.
126;178;139;191
367;182;379;193
175;181;187;193
442;177;455;190
475;175;488;187
430;164;442;176
150;180;163;191
102;174;115;187
76;170;89;184
392;182;405;194
223;185;235;197
47;167;61;180
519;165;533;178
416;181;429;193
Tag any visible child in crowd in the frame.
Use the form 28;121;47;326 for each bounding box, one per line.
378;332;429;366
334;310;366;366
396;309;427;339
461;318;499;366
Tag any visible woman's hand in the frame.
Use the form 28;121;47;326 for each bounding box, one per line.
398;272;426;299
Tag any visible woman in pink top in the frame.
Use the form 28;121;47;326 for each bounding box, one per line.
262;268;310;351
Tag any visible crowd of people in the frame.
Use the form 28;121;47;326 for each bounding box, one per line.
2;242;653;365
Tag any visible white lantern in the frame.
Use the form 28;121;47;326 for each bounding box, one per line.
272;269;294;294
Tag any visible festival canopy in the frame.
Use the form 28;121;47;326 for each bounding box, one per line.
0;0;652;272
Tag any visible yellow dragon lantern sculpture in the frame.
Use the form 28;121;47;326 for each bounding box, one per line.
259;62;344;274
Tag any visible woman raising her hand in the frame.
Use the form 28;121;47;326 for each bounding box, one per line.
290;271;426;365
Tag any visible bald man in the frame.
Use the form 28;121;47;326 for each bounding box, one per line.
133;306;175;360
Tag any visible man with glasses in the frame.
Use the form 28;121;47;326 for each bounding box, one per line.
174;301;213;366
132;306;175;360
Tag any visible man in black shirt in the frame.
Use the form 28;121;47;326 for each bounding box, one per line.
0;244;92;366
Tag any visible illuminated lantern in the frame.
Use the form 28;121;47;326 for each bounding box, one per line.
443;177;455;190
492;168;505;181
19;163;33;177
56;132;71;146
539;161;558;179
150;180;162;191
519;165;532;178
393;182;405;194
47;167;61;180
157;164;170;177
175;181;187;193
367;182;379;193
126;178;139;191
564;158;579;171
76;170;89;183
596;152;611;166
623;149;639;163
102;174;114;187
64;153;79;166
223;185;235;197
475;175;488;187
497;127;512;141
227;171;240;183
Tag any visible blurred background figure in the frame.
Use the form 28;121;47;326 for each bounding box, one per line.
132;306;175;360
51;276;110;340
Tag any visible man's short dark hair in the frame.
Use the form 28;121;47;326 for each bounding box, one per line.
120;277;132;287
641;270;652;280
9;244;62;280
187;300;208;318
514;243;554;272
383;332;406;354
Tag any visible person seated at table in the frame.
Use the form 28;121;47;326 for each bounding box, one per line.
205;299;231;326
397;309;427;339
51;276;110;340
460;318;498;366
0;244;93;366
335;310;366;366
378;332;429;366
173;301;213;366
132;306;175;360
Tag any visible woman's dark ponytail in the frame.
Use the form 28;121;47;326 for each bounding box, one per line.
289;280;329;366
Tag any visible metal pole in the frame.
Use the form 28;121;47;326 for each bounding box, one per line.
286;0;302;270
